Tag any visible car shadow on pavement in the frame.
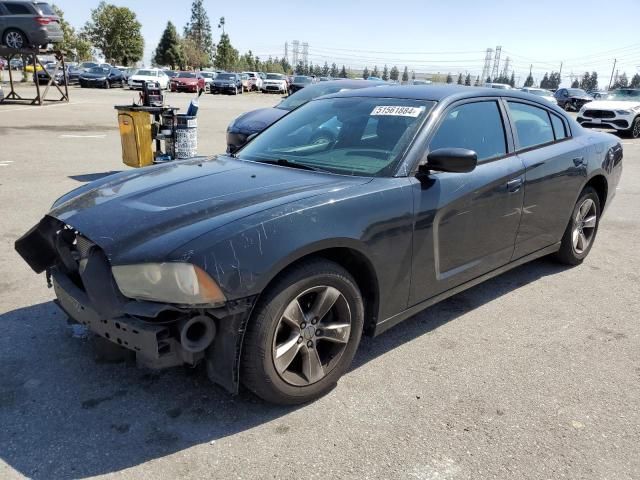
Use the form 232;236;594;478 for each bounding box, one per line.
68;171;122;182
0;257;567;479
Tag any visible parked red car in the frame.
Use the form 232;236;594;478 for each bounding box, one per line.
169;71;206;93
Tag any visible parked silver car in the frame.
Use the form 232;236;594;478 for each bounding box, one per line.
0;1;63;49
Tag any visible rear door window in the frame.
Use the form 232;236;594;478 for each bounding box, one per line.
507;102;554;150
5;3;32;14
429;101;507;162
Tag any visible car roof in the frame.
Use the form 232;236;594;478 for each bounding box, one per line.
324;84;563;103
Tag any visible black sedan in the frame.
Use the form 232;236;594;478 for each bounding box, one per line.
15;86;622;405
289;75;314;94
226;79;377;153
79;67;125;89
211;73;243;95
555;87;593;111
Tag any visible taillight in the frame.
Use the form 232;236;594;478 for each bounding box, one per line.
36;17;52;26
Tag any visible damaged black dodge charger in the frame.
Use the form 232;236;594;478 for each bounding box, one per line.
16;86;623;404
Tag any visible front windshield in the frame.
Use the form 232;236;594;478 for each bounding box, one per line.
267;74;284;80
136;70;158;77
568;89;586;96
238;97;435;177
177;72;197;78
201;72;215;78
294;76;311;84
605;89;640;101
279;83;358;111
87;67;109;74
217;73;235;80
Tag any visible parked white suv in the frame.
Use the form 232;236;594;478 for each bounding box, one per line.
128;68;170;90
262;73;287;94
577;88;640;138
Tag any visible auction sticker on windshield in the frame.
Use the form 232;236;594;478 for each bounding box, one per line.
371;106;424;117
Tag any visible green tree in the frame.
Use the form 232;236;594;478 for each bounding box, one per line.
571;79;579;88
362;66;370;79
382;64;389;81
613;72;628;89
402;66;409;82
213;33;238;71
52;5;92;61
322;61;329;76
411;70;415;81
295;61;305;75
465;73;471;86
390;65;399;81
457;73;463;84
540;73;550;89
181;37;208;69
154;22;184;69
184;0;215;67
589;71;598;91
330;63;338;77
579;72;591;90
631;73;640;88
372;65;379;78
524;74;534;87
446;73;453;84
339;65;347;78
474;75;480;86
509;72;515;87
82;2;144;65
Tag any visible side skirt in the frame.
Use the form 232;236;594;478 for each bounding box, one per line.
372;242;561;336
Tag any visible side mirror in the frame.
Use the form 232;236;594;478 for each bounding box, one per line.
420;148;478;174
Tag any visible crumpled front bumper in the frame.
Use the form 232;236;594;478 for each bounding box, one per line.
14;215;256;393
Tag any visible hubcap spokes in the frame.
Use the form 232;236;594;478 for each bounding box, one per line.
7;32;22;49
272;286;351;386
572;198;597;254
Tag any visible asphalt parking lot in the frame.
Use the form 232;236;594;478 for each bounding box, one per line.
1;86;639;480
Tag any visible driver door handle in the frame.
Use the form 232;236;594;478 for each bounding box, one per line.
506;178;523;193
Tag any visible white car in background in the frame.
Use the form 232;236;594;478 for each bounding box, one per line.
577;88;640;138
200;71;216;92
484;82;512;89
128;68;170;90
242;71;263;91
520;87;558;105
261;73;288;94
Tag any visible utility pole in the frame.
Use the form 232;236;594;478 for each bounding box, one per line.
558;61;563;85
608;58;617;90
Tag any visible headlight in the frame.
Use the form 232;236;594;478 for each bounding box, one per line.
112;263;226;305
615;109;633;115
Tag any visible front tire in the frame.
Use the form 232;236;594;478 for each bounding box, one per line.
554;187;601;265
242;259;364;405
627;117;640;139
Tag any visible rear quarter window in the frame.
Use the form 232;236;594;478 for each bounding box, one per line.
36;2;56;15
507;102;554;150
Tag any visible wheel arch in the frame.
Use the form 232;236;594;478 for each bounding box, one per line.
2;27;29;46
255;241;381;336
584;174;608;211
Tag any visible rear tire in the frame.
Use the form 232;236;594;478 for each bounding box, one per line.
3;29;27;49
242;259;364;405
554;186;601;265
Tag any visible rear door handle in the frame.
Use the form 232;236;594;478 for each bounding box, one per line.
573;156;585;167
506;178;523;193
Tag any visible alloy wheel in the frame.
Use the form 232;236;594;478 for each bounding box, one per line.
272;285;352;386
572;198;597;254
5;31;24;49
633;119;640;139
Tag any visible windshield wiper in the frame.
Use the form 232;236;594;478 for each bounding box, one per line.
260;158;330;173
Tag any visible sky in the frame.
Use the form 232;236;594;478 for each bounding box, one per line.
53;0;640;88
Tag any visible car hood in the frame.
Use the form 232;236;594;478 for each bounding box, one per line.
568;95;593;101
228;107;287;134
174;78;199;84
583;100;640;110
49;156;368;263
130;75;156;81
214;78;235;83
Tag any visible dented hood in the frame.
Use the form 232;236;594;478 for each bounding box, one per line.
50;156;368;263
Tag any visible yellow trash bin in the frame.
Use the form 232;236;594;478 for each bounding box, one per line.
117;110;153;168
